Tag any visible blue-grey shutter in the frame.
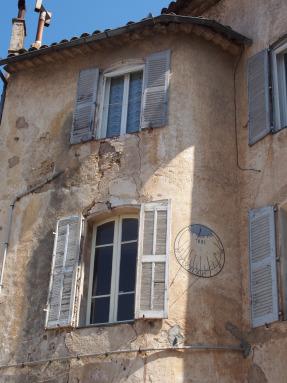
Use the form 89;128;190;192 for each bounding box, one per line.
142;50;171;129
248;50;271;145
71;68;99;144
46;216;83;329
135;200;171;319
249;206;278;328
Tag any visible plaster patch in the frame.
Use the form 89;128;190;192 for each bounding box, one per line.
16;116;29;129
8;156;20;168
99;141;116;156
248;364;267;383
168;325;184;346
109;177;137;198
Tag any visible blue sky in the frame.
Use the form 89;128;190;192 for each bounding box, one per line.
0;0;169;59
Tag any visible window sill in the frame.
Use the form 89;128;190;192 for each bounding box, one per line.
76;319;135;330
70;126;166;146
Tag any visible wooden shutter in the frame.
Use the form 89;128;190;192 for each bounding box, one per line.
249;206;279;328
135;200;171;319
142;50;171;129
248;50;271;145
70;68;99;144
46;216;83;329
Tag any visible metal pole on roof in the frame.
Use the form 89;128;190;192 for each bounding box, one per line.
17;0;26;19
32;0;52;48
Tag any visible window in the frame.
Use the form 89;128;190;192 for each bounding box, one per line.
248;42;287;144
101;69;144;138
70;50;171;144
87;215;139;325
272;42;287;130
45;200;171;329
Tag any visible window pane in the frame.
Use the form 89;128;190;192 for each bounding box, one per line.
127;72;143;133
106;76;124;137
90;297;110;324
92;246;113;296
96;221;114;246
122;218;138;242
117;293;135;322
119;242;137;293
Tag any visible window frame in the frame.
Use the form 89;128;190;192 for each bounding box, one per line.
272;41;287;131
97;64;145;139
86;213;139;326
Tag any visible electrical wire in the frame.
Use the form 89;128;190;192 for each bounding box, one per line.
0;343;244;371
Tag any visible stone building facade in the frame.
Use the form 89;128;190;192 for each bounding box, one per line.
0;1;286;382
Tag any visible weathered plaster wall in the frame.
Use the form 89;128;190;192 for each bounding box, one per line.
200;1;287;382
0;32;244;382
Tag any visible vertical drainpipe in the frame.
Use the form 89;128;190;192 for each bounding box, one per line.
0;70;7;125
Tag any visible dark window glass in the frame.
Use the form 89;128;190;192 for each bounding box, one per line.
126;71;143;133
90;297;110;324
92;246;113;296
91;217;138;324
96;221;114;246
106;76;124;138
121;218;138;242
119;242;137;293
117;293;135;322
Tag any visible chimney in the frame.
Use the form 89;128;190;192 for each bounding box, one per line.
8;0;26;54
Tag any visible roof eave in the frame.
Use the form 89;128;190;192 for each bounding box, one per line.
0;15;251;70
162;0;222;16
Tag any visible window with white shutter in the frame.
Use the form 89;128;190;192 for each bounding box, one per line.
71;68;99;144
46;216;83;329
249;206;279;328
135;200;171;319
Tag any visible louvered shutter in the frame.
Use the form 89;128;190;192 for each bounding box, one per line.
142;50;171;129
248;50;271;145
70;68;99;144
46;216;83;329
135;200;171;319
249;206;278;328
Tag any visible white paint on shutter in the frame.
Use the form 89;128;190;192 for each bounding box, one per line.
135;200;171;319
142;50;171;129
249;206;279;328
71;68;99;144
46;216;83;329
248;50;271;145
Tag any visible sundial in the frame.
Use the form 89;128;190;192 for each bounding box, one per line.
174;224;225;278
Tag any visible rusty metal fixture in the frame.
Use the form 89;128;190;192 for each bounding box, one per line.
32;0;52;48
17;0;26;19
34;11;47;47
